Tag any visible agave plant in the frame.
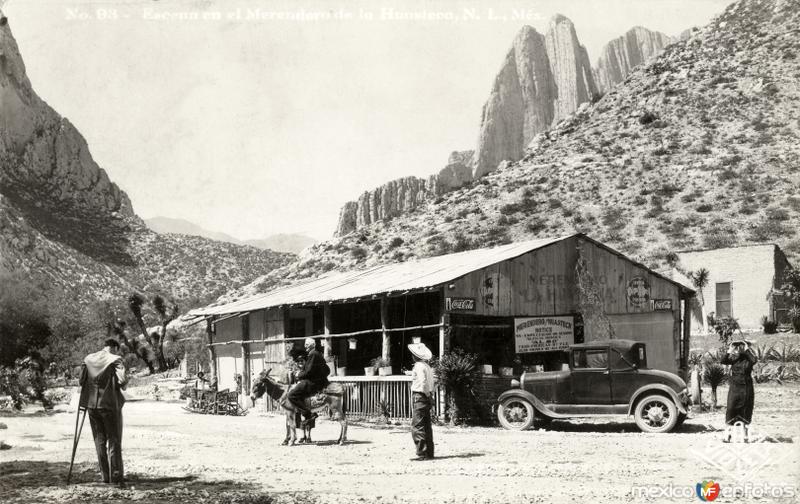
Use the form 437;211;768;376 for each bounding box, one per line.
703;363;728;408
752;343;775;362
768;342;800;364
432;347;481;424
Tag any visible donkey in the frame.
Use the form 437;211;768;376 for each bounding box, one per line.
250;369;348;446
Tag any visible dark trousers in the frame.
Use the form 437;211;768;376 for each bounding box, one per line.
287;379;317;418
88;408;123;483
411;392;434;458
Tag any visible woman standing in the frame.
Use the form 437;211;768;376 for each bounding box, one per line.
720;338;757;442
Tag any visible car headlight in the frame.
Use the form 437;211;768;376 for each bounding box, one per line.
510;379;520;388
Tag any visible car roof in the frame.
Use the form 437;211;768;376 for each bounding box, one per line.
570;339;642;350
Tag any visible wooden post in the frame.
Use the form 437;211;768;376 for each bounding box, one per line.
206;319;217;380
682;295;692;372
437;291;450;421
381;297;390;361
241;315;250;396
323;304;332;359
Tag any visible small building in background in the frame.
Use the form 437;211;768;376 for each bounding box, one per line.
675;244;794;331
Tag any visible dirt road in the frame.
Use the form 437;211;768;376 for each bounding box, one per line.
2;384;799;503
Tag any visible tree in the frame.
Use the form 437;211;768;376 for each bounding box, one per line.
690;268;710;334
0;272;52;366
127;293;178;372
708;313;740;346
778;269;800;333
152;295;179;371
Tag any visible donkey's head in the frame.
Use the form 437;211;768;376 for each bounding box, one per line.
250;368;272;407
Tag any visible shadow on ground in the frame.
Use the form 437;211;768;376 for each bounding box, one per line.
543;420;718;434
0;460;311;504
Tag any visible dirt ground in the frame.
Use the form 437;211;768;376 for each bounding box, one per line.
2;384;799;504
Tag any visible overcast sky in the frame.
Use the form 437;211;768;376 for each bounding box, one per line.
6;0;732;240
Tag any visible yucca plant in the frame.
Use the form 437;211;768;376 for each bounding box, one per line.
688;352;704;404
432;347;482;425
703;363;728;408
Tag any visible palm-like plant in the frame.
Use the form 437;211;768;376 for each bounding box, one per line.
691;268;710;334
432;347;481;424
703;362;728;408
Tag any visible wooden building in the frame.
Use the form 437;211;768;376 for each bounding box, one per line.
189;233;694;417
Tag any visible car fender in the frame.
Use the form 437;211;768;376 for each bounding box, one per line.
496;389;570;419
628;384;687;415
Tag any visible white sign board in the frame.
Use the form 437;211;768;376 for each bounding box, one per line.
514;316;574;353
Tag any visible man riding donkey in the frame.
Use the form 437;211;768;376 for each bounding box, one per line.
285;337;330;426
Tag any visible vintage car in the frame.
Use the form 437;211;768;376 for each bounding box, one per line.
496;339;690;433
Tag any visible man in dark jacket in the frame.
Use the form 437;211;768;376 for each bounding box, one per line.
79;338;127;486
286;337;329;420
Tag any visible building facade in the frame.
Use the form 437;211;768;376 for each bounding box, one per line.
191;234;694;417
676;244;794;330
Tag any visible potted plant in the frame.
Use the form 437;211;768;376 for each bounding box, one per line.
365;359;377;376
371;357;392;376
337;365;348;376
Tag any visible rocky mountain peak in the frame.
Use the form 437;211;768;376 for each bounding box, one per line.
0;11;134;221
594;26;674;93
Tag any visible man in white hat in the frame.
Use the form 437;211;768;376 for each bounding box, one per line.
408;342;435;460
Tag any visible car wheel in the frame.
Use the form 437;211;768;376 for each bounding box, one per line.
497;397;536;430
634;394;679;433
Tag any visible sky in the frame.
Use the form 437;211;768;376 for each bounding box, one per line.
5;0;732;240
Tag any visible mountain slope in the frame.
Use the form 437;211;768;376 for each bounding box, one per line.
145;216;242;245
334;17;673;237
0;12;295;306
218;0;800;304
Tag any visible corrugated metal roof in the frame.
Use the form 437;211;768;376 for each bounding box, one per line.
190;235;571;316
190;233;694;317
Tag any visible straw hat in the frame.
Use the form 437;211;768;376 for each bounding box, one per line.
408;343;432;361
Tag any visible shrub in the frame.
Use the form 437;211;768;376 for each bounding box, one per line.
432;347;483;424
547;198;562;209
703;363;728;407
707;314;740;346
696;203;714;213
499;202;521;215
761;316;779;334
389;237;404;248
350;246;367;260
639;111;658;125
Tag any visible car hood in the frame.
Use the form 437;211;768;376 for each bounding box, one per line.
638;368;687;390
522;370;570;383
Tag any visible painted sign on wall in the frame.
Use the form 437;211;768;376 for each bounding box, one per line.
445;297;476;311
652;299;673;311
627;277;651;307
514;316;575;353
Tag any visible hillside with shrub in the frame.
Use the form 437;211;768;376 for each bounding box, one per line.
216;0;800;305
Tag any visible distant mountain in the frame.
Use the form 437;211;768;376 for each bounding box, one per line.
244;234;317;254
0;13;296;306
220;0;800;303
145;217;316;254
145;217;242;244
334;17;674;237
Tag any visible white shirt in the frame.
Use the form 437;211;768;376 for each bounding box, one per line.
411;361;434;395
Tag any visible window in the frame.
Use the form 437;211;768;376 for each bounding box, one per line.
573;349;608;369
716;282;732;317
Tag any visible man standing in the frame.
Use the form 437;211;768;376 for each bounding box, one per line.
408;342;435;460
79;338;127;486
286;337;329;421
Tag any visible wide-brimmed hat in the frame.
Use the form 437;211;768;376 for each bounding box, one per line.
408;343;432;361
731;334;752;346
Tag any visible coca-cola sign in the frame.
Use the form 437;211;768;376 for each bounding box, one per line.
445;297;476;312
